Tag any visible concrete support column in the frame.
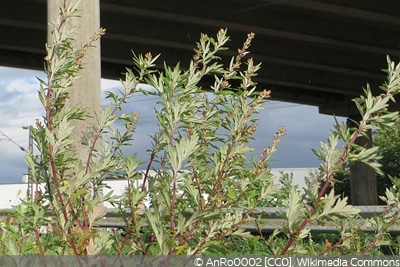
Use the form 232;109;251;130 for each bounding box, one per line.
347;118;378;205
47;0;101;160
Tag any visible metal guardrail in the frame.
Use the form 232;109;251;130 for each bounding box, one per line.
1;206;399;234
100;206;400;234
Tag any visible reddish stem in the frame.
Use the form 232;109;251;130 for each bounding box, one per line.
34;228;45;256
280;119;367;255
361;204;400;255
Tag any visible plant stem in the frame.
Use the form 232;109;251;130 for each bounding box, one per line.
280;119;367;255
34;228;45;255
361;203;400;255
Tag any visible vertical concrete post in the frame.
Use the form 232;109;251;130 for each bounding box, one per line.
347;118;378;205
47;0;101;160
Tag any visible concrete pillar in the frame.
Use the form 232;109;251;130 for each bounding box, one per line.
347;118;378;205
47;0;101;160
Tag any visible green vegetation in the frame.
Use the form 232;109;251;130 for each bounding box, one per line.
0;0;399;256
375;119;400;197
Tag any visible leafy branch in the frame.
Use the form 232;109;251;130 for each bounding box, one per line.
280;56;400;255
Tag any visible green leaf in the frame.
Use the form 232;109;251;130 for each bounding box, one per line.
315;190;360;221
145;211;165;254
284;188;304;234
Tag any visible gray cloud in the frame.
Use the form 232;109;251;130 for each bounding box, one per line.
252;103;345;168
0;68;345;183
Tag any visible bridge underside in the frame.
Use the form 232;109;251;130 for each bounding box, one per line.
1;0;400;205
1;0;400;116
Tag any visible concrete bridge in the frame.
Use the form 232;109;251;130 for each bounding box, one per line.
1;0;400;204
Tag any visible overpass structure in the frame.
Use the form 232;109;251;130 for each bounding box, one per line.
1;0;400;204
2;0;400;115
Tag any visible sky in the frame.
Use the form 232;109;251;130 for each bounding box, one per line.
0;65;345;184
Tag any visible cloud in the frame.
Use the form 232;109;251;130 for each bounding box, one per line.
0;67;45;183
0;67;44;123
0;67;346;183
252;103;346;167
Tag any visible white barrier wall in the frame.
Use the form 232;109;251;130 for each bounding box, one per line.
270;167;317;189
0;184;28;209
0;168;317;209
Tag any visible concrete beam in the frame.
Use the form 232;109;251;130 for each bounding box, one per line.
347;118;378;205
47;0;101;161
